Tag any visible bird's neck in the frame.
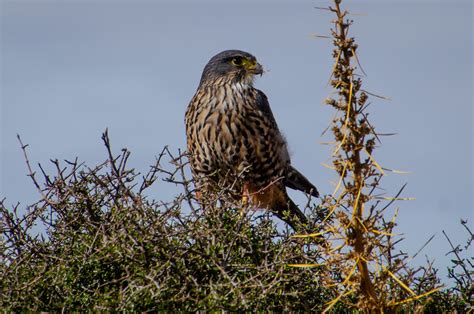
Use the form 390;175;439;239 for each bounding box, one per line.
201;75;255;90
230;81;252;92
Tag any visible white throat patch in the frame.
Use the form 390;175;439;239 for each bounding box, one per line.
231;82;251;92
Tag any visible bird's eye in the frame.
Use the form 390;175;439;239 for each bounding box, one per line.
231;57;243;66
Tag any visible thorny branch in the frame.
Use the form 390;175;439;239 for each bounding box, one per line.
314;0;443;311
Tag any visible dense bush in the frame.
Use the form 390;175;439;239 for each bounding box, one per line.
1;141;335;311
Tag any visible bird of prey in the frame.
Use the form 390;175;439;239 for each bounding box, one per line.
185;50;319;229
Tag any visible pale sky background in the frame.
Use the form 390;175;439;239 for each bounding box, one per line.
1;0;472;284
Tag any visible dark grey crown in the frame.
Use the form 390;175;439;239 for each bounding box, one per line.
199;50;257;86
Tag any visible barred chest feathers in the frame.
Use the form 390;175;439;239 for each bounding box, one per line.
185;83;287;185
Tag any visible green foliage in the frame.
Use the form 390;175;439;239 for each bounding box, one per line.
1;140;334;311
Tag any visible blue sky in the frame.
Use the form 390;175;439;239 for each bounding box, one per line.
1;0;472;283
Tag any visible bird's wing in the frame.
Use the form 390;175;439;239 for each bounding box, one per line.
255;89;292;163
255;89;319;198
255;89;280;130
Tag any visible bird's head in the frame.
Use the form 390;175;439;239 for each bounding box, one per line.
199;50;264;88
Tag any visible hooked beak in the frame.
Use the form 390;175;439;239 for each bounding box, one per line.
248;62;264;76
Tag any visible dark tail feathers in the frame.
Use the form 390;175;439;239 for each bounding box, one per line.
273;197;308;231
285;165;319;198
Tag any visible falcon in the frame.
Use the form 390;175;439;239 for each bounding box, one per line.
185;50;319;229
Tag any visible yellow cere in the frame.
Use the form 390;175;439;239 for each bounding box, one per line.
242;58;257;69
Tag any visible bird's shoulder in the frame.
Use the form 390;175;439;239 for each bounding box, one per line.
252;88;279;129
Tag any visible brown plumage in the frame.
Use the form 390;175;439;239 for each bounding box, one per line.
185;50;318;229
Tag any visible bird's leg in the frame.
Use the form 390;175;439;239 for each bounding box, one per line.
195;189;207;211
242;182;251;206
238;182;253;220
